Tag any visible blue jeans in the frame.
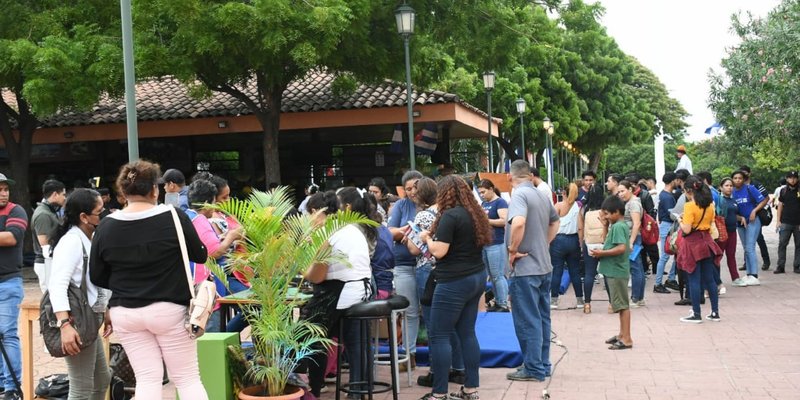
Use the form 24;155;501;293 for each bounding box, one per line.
629;235;645;301
429;270;486;394
508;274;552;380
416;264;464;370
688;257;719;316
655;222;673;285
394;264;419;354
0;277;22;391
549;234;582;299
737;218;762;276
482;244;509;307
581;243;599;302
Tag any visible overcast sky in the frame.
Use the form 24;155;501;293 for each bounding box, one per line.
595;0;780;142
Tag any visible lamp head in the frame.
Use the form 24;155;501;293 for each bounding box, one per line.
482;71;496;90
395;4;416;36
543;117;551;130
515;98;526;114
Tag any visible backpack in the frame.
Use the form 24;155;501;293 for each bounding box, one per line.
583;209;605;244
640;212;659;245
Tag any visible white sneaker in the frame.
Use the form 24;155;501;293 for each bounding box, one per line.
732;278;748;287
628;278;632;288
746;276;761;286
630;299;646;308
550;297;559;309
718;285;727;295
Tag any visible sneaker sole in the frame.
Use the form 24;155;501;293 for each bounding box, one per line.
705;317;721;322
679;318;703;324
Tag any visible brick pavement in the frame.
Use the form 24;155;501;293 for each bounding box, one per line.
28;228;799;399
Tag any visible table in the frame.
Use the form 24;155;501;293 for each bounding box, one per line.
216;288;312;332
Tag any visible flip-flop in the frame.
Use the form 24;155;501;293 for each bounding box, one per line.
608;340;633;350
604;335;619;344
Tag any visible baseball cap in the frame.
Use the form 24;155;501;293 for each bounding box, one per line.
0;173;16;185
786;170;799;179
158;169;186;185
676;145;687;153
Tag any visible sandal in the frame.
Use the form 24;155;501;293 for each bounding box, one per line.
583;303;592;314
450;386;480;400
604;335;619;344
608;340;633;350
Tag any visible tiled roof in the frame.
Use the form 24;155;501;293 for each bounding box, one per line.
8;71;490;128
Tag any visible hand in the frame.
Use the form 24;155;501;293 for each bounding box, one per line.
739;217;748;228
508;248;528;270
749;210;757;223
588;248;600;258
228;226;244;241
60;325;83;356
102;311;113;338
419;230;431;243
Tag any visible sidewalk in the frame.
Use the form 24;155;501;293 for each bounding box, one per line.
28;228;800;399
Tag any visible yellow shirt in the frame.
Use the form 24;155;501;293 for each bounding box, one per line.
683;201;715;231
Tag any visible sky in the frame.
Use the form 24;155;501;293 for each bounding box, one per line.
595;0;781;142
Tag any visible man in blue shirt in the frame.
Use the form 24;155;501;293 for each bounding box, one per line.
654;172;678;293
387;170;423;369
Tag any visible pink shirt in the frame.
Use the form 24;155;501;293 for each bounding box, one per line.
190;213;220;285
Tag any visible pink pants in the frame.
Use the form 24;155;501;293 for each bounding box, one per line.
719;231;740;281
110;302;208;400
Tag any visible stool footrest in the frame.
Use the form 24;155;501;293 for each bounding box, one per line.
340;381;393;395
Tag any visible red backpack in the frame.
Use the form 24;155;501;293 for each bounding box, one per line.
641;212;659;245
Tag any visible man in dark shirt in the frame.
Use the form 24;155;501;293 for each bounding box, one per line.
0;173;27;399
577;170;596;205
655;172;678;292
775;170;800;274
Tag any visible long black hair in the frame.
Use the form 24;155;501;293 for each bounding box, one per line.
684;175;713;209
49;188;101;255
307;190;338;215
337;187;379;244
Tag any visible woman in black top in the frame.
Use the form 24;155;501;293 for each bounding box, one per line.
418;176;492;400
90;161;209;400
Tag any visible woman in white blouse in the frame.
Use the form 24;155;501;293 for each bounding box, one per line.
49;188;112;400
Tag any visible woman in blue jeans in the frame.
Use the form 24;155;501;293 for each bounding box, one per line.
616;181;646;307
418;176;493;400
550;183;583;309
731;170;769;285
477;179;509;311
578;183;606;313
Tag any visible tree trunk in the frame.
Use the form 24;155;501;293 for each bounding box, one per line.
254;86;284;186
589;152;602;173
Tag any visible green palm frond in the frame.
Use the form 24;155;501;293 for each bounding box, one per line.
216;186;375;397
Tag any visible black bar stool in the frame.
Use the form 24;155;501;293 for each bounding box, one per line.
336;295;409;400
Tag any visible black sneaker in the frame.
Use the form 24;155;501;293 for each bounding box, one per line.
761;263;770;271
449;369;466;384
417;372;433;387
653;284;670;294
674;298;691;306
738;265;747;271
664;280;680;291
680;313;703;324
705;311;721;322
774;268;785;274
3;391;20;400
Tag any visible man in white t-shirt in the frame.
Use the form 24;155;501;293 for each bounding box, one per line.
530;167;554;205
674;145;693;174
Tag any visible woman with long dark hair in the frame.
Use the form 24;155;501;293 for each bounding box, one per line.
549;182;583;309
616;181;646;307
578;183;606;313
418;175;492;400
90;160;209;400
677;176;723;323
731;170;769;285
302;187;376;397
49;188;112;399
476;179;509;312
719;178;745;287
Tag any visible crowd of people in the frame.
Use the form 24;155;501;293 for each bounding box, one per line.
0;144;796;399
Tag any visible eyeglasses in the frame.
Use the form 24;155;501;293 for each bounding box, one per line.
90;208;106;216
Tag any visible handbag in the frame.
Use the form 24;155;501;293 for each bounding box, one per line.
747;187;773;226
420;270;437;306
665;221;681;255
109;343;169;389
713;216;728;242
170;206;217;339
640;212;659;245
35;373;69;398
39;244;102;358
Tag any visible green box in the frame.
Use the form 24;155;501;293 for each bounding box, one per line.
177;332;240;400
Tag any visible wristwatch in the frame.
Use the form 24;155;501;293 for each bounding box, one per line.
56;318;71;328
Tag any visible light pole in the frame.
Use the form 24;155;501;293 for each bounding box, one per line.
395;3;416;171
516;98;526;165
543;117;555;188
483;71;496;172
121;0;139;161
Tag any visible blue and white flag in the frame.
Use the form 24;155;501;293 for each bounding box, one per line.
389;124;404;153
414;123;438;155
704;122;722;135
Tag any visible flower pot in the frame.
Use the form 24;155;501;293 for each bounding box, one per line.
238;385;304;400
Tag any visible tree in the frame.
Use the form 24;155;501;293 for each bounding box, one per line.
709;0;800;173
0;1;123;209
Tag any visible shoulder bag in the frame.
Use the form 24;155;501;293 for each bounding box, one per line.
39;244;102;358
747;186;773;226
170;206;217;339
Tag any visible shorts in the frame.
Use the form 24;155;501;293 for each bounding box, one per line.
607;277;630;312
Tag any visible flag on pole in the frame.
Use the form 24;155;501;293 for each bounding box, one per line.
414;123;438;155
704;122;722;135
389;124;403;153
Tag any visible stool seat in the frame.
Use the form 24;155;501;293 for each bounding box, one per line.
344;300;392;318
386;295;410;310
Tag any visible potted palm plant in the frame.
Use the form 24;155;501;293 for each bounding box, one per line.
207;187;372;399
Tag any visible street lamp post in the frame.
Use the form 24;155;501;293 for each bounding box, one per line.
516;98;526;165
483;71;495;172
395;3;416;171
543;117;555;188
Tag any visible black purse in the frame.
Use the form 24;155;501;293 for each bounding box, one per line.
39;244;102;358
420;270;437;306
747;188;773;226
